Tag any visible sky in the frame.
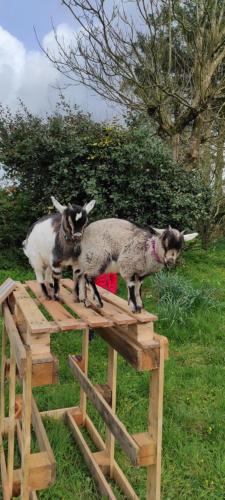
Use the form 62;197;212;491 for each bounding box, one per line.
0;0;120;120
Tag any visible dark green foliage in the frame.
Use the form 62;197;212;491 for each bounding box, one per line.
0;104;210;259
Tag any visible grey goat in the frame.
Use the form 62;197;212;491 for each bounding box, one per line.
73;219;198;312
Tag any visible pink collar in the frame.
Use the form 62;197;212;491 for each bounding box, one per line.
151;238;164;264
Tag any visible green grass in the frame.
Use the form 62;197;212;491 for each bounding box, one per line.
1;240;225;499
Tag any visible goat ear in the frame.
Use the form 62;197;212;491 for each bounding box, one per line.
51;196;66;214
183;232;198;242
84;199;96;214
152;227;165;236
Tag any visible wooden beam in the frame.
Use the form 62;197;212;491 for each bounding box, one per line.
147;340;165;499
2;302;27;377
21;347;32;500
68;355;139;465
7;353;16;496
96;326;160;371
0;278;16;305
66;411;117;500
113;462;139;500
80;328;89;418
31;398;56;477
85;415;105;451
40;405;81;420
0;430;10;500
105;346;117;477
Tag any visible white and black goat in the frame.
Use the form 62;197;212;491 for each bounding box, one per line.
23;197;95;300
73;219;198;312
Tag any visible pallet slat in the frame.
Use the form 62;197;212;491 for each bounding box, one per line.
13;283;54;334
86;291;137;326
26;281;86;331
0;278;16;305
98;286;158;323
62;278;157;323
60;283;113;328
2;302;27;377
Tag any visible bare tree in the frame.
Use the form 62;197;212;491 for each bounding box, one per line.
45;0;225;165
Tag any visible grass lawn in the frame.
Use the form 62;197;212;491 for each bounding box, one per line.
0;240;225;499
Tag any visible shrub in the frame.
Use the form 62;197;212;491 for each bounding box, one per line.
0;103;210;258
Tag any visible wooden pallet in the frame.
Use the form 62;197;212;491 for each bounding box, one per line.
0;278;168;499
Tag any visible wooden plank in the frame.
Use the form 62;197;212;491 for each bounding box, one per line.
80;328;89;418
94;384;112;405
105;346;117;477
113;462;139;500
40;405;81;420
87;290;137;326
30;491;38;500
60;282;113;328
0;323;7;435
7;354;16;496
13;282;55;334
153;333;169;360
147;341;165;499
0;430;10;500
67;411;117;500
68;355;139;465
16;421;22;456
97;285;158;323
3;302;27;377
85;415;106;451
26;280;86;331
31;398;56;474
62;278;157;323
97;326;160;371
21;347;32;500
0;278;16;305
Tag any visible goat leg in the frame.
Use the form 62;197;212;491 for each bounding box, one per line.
127;279;141;313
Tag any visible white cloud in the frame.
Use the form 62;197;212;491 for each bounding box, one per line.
0;24;120;120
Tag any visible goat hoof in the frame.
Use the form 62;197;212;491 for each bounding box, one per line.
84;299;91;308
96;302;103;309
135;306;142;313
54;294;64;304
130;304;142;313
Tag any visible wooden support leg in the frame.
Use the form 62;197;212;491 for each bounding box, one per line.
0;324;7;434
147;340;164;500
21;347;32;500
80;328;89;417
105;346;117;478
7;352;16;497
0;321;11;499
